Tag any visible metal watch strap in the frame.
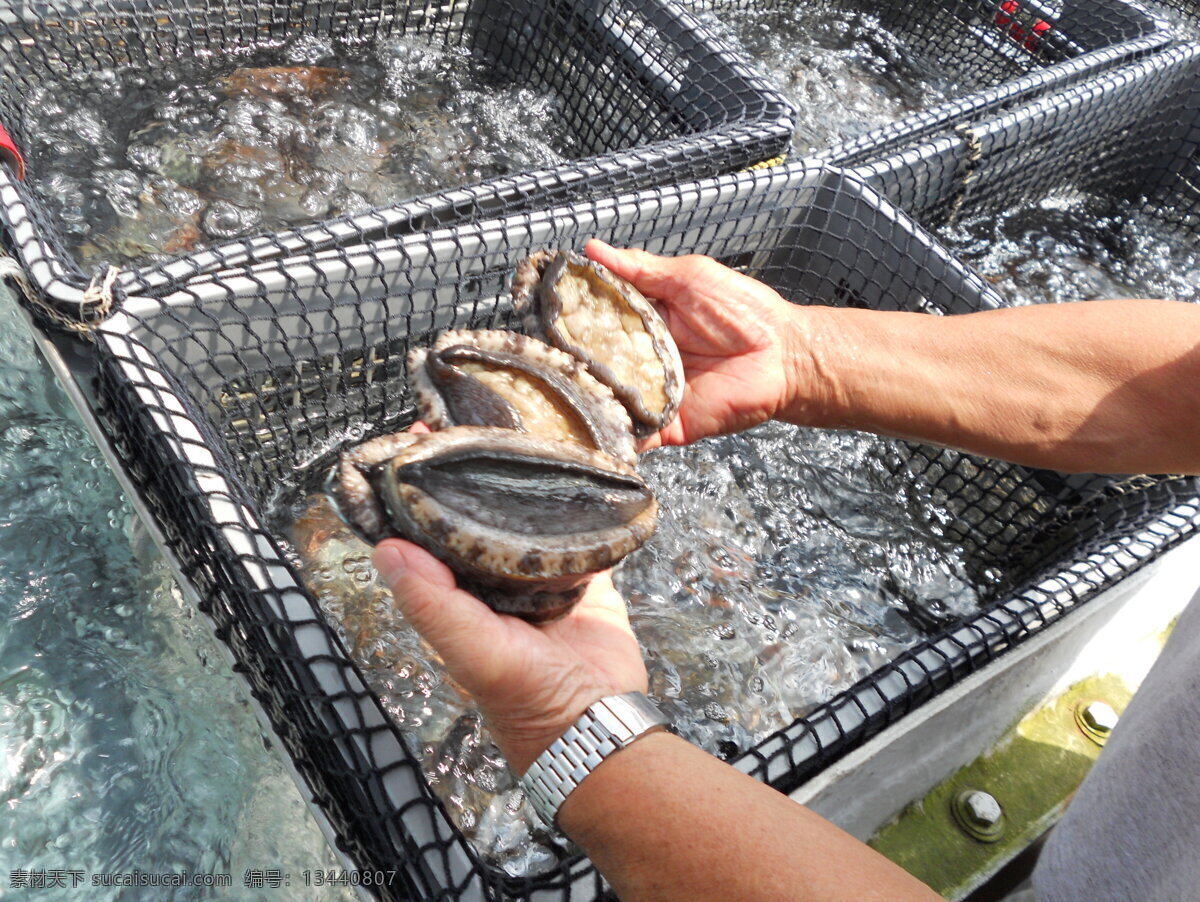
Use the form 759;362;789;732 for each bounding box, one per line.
520;691;667;828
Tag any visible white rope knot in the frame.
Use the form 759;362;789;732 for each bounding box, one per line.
0;253;119;334
0;252;27;284
82;265;120;313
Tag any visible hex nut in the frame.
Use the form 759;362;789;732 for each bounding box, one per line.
1075;700;1119;746
952;789;1005;843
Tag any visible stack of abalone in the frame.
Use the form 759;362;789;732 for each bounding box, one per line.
332;250;685;621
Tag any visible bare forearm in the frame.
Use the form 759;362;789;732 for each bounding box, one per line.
788;299;1200;474
558;732;939;902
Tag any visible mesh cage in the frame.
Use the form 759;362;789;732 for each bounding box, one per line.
0;0;793;308
685;0;1168;169
1139;1;1200;36
846;41;1200;227
831;42;1200;583
87;149;1200;898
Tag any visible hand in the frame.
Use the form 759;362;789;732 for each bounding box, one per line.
373;539;648;774
586;239;815;448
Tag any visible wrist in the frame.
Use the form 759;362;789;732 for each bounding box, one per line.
519;692;669;829
778;303;845;428
490;690;610;776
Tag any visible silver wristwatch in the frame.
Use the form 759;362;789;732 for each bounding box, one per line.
520;691;667;828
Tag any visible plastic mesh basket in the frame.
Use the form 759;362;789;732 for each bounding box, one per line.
86;152;1200;898
736;41;1200;794
683;0;1168;167
846;41;1200;225
0;0;793;307
1137;1;1200;36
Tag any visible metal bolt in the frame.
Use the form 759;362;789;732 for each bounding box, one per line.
952;789;1005;843
1075;700;1119;746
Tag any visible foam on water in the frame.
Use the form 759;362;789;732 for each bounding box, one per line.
280;420;978;875
0;286;352;899
24;34;574;269
941;193;1200;305
693;5;956;152
619;424;977;751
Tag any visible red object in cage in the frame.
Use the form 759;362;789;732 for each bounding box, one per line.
0;122;24;180
995;0;1053;51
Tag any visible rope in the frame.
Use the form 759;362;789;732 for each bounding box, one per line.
0;253;118;335
945;124;984;227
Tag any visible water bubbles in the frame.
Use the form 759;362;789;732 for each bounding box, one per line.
40;174;87;233
703;702;732;723
285;35;336;65
126;142;163;171
27;34;576;269
203;200;261;238
709;623;737;641
945;193;1200;305
697;7;954;152
615;423;978;756
95;169;143;219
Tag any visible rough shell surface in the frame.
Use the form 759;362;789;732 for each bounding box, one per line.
329;432;422;544
512;250;685;437
409;329;637;465
332;426;658;620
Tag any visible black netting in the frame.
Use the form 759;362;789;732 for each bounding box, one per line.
844;41;1200;227
833;42;1200;574
683;0;1168;166
83;94;1200;894
1139;1;1200;37
0;0;1168;323
0;0;792;306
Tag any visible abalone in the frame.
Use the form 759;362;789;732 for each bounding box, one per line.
332;426;658;620
511;250;685;436
215;66;353;101
332;248;683;621
409;329;636;465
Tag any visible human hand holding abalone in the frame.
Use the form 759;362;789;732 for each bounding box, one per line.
332;249;683;621
372;543;647;774
585;239;814;450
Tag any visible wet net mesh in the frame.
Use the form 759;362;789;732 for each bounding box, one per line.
687;0;1161;94
0;0;793;302
0;0;1166;319
78;40;1200;898
1142;1;1200;36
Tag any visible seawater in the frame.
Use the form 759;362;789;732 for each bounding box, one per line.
692;4;957;152
0;285;353;900
25;33;574;269
941;193;1200;305
279;422;978;876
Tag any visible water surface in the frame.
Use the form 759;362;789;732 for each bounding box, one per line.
0;285;352;900
25;33;574;269
692;4;957;152
941;193;1200;305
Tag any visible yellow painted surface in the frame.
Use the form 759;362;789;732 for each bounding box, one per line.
868;675;1136;899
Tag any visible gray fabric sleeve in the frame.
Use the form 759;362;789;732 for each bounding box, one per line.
1033;586;1200;902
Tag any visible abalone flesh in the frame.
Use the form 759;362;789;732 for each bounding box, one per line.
512;249;684;436
332;426;658;620
410;329;636;465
